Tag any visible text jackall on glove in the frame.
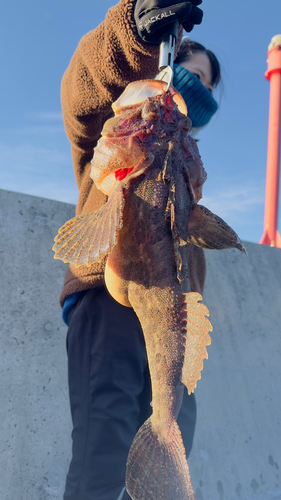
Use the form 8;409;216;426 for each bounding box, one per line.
134;0;203;43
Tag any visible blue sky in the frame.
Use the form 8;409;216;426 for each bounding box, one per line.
1;0;281;244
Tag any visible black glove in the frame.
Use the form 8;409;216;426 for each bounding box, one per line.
134;0;203;43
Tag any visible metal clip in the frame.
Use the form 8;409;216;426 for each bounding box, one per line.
155;23;178;91
155;65;174;91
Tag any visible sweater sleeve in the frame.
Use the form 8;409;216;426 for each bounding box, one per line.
61;0;166;215
59;0;187;305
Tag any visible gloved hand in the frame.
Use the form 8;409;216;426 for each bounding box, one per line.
134;0;203;43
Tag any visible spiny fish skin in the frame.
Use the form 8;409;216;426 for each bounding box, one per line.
53;80;246;500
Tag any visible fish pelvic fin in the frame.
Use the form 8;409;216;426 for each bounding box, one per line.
52;185;125;267
126;416;195;500
187;204;247;254
180;292;212;394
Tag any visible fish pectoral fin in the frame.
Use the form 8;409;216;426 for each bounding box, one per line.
181;293;212;394
126;417;195;500
53;185;125;267
187;204;247;253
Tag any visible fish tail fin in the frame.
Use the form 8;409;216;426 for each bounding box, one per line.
126;416;195;500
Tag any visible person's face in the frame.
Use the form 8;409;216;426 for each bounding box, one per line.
180;52;213;93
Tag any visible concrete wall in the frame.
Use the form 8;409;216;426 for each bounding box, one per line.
0;188;280;500
188;240;281;500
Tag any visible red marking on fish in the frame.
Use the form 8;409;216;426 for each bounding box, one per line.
115;167;134;181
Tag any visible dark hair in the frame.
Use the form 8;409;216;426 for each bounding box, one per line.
174;39;221;88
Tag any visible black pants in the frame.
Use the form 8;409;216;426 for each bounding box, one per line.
64;287;196;500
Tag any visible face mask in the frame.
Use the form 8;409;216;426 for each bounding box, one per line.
173;63;218;128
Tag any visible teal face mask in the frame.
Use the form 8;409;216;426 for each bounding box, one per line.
173;63;218;128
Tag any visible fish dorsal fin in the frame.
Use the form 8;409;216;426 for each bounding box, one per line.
187;204;247;253
53;185;125;267
181;292;212;394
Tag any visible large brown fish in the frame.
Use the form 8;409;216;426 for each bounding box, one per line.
53;80;246;500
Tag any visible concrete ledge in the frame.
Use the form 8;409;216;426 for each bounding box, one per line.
189;242;281;500
0;189;74;500
0;189;280;500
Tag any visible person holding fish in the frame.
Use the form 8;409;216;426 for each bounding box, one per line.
58;1;222;499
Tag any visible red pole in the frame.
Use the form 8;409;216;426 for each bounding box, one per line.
260;35;281;248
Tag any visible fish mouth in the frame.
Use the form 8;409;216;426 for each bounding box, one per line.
91;129;155;196
112;80;187;117
97;154;154;196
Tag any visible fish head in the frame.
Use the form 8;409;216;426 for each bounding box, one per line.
90;80;192;196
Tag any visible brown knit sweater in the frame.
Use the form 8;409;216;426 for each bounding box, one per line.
59;0;206;305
